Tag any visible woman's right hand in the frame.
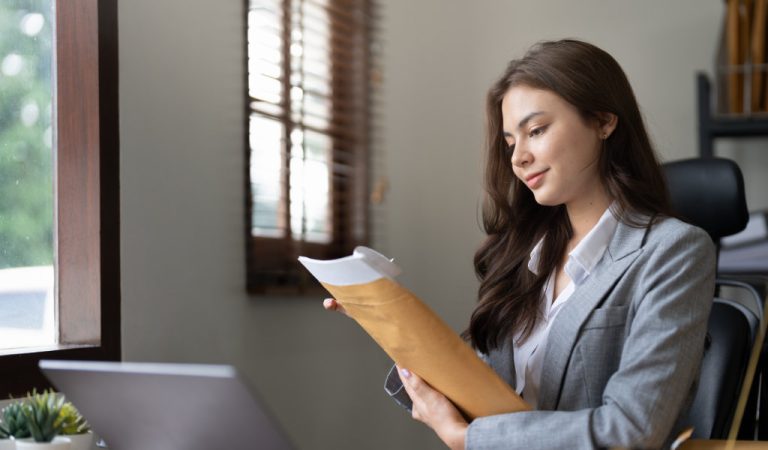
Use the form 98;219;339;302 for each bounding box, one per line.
322;298;349;317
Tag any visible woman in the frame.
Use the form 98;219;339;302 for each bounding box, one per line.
325;39;715;449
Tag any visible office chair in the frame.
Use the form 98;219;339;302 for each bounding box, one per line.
663;157;758;439
663;158;749;245
687;298;758;439
666;157;764;319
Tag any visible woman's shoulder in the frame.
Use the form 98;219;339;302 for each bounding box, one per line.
647;214;709;238
619;215;717;310
647;215;709;239
640;215;715;256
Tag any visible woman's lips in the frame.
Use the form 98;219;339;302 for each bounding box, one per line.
525;170;547;188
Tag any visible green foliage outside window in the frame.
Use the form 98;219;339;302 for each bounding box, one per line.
0;0;53;269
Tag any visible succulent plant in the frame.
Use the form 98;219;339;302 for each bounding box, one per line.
1;400;31;439
55;401;90;435
21;389;66;443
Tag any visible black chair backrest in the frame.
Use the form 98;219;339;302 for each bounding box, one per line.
687;298;757;439
663;158;749;241
664;158;761;439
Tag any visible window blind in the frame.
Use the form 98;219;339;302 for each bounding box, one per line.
246;0;378;292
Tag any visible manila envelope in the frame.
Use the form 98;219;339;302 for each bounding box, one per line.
322;277;529;420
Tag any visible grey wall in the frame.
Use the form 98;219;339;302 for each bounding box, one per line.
119;2;433;449
119;1;758;450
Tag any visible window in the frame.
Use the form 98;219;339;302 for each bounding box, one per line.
246;0;378;293
0;0;120;396
0;1;55;350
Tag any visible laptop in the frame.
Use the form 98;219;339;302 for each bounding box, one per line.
39;360;295;450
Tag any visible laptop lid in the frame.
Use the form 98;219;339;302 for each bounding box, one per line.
39;360;295;450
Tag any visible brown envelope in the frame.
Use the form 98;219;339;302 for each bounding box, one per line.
322;277;530;419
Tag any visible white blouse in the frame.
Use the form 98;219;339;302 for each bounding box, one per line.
513;207;619;408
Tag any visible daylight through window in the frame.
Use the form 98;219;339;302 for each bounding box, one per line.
0;0;55;349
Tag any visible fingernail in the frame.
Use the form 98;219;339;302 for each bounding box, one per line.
323;298;332;307
399;367;411;378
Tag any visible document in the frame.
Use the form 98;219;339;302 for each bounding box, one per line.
299;246;529;419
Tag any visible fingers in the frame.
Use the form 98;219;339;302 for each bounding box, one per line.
322;298;348;316
397;366;469;447
397;366;424;394
396;367;422;421
397;366;434;420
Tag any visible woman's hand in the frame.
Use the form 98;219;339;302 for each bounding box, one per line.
323;301;467;448
322;298;349;316
397;366;468;450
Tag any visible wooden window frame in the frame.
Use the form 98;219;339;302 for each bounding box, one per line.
245;0;375;294
0;0;120;396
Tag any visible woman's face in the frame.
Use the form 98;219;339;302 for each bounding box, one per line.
501;85;608;209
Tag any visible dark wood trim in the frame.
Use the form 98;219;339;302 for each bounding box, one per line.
0;346;108;396
0;0;120;397
96;0;121;362
57;0;101;344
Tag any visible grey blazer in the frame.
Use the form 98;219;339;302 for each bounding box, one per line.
385;216;716;450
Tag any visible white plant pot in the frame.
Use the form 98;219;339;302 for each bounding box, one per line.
15;436;71;449
62;433;92;450
0;439;14;450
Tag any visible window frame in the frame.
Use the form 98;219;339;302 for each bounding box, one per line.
245;0;375;294
0;0;120;396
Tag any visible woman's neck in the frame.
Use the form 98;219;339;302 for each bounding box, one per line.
566;191;612;243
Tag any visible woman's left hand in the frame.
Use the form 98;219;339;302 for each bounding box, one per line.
397;366;468;450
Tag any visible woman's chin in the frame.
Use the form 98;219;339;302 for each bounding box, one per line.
531;192;559;207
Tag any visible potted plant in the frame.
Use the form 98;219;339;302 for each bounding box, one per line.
15;390;70;449
55;402;91;450
2;399;32;443
0;424;14;450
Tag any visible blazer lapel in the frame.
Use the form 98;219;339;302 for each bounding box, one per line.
489;338;516;389
536;220;648;410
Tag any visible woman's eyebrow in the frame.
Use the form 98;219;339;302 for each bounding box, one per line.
517;111;545;129
503;111;545;138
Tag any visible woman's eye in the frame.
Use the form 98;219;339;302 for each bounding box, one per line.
504;143;515;157
530;126;547;137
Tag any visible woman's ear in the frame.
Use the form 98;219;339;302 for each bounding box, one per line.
595;112;618;139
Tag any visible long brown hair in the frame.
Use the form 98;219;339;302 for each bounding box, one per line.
465;39;674;354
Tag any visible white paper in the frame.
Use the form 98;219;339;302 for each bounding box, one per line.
298;246;401;285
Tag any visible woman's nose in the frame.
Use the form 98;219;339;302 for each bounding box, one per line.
510;145;531;168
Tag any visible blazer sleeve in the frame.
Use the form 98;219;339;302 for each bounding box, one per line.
465;225;716;449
